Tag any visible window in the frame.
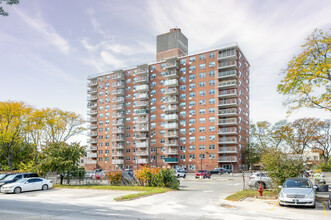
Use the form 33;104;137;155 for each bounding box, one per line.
189;66;195;71
180;67;186;74
199;81;205;87
150;65;156;71
189;137;195;143
209;80;215;86
180;76;186;82
151;82;156;87
189;74;195;80
209;108;215;113
199;136;205;141
160;80;165;85
151;123;156;129
189;57;195;62
199;127;205;132
189;92;195;98
199;99;205;105
189;83;195;89
98;157;103;162
209;52;215;58
209;126;215;131
199;91;205;96
199;109;205;114
151;106;156;112
180;94;186;99
199;145;205;150
126;79;131;84
180;146;186;151
209;89;215;95
99;135;103;140
209;98;215;104
151;98;156;103
160;71;166;77
189;127;195;133
199;54;205;60
180;59;186;65
199;118;205;123
209;144;215;150
180;102;186;108
180;155;186;160
160;63;165;69
199;64;205;69
199;154;205;159
151;73;156;79
209;61;215;67
209;154;215;159
209;117;215;122
189;110;195;115
209;70;215;76
105;149;110;154
189;145;195;151
98;143;103;147
180;137;186;143
199;72;205;78
180;111;186;117
151;115;156;120
189;101;195;106
180;85;186;91
160;88;165;93
126;156;130;161
209;135;215;140
180;120;186;126
180;128;186;134
189;119;195;124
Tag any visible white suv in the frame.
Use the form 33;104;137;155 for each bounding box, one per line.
248;172;273;189
175;170;186;178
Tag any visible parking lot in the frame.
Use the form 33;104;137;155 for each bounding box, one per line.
0;173;329;219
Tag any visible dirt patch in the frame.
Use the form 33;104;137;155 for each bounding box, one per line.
218;203;237;208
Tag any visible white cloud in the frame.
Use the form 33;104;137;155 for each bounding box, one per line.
14;8;71;54
100;51;125;69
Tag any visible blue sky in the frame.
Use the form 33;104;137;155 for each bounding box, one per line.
1;0;330;143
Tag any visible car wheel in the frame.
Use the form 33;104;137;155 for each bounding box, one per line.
14;187;21;194
203;175;206;179
279;202;284;207
255;182;266;189
183;174;186;178
42;184;48;191
311;202;316;209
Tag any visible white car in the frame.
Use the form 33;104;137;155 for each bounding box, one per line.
175;170;186;178
0;178;53;194
248;172;273;189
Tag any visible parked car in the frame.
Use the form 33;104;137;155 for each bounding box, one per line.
195;170;211;179
0;173;39;189
84;171;95;179
175;170;186;178
0;178;53;194
210;167;228;175
278;178;316;208
0;173;13;181
176;168;187;173
248;172;272;189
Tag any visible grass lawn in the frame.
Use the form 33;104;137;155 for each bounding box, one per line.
225;189;279;201
54;184;173;201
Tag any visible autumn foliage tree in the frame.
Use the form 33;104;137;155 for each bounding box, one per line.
277;29;331;113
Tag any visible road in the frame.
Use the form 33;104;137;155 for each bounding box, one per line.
0;174;329;220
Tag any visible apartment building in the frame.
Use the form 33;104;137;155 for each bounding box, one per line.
86;28;250;172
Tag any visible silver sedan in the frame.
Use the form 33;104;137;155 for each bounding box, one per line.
0;178;53;194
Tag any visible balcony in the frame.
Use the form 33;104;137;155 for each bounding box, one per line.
135;118;148;124
218;118;237;126
112;82;125;88
218;99;237;107
218;89;237;98
88;131;98;137
218;60;237;69
164;140;178;147
87;110;98;116
112;144;124;149
87;153;97;158
112;159;124;165
112;121;124;126
218;156;238;163
87;95;98;101
87;124;97;130
87;81;97;87
218;70;237;79
112;152;124;157
164;157;178;163
112;114;124;119
136;135;148;140
135;76;148;84
136;93;148;100
136;126;148;132
135;151;149;156
165;123;178;129
218;108;237;116
112;136;124;142
136;101;148;108
112;97;125;103
87;88;97;94
164;70;178;78
88;117;97;122
218;127;237;135
165;62;179;69
112;104;124;111
165;88;178;95
164;149;179;155
165;79;178;87
218;80;237;89
218;146;238;154
137;158;149;164
112;89;124;95
87;102;97;109
112;73;124;80
136;68;148;75
165;114;178;121
85;160;97;164
218;137;238;144
164;131;178;138
136;84;149;92
218;50;236;60
136;142;149;148
90;146;97;151
165;105;178;112
165;97;179;104
112;128;124;134
88;138;97;144
135;109;149;115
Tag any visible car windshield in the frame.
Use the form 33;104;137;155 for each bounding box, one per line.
3;175;16;181
284;179;311;188
0;174;7;179
17;179;27;183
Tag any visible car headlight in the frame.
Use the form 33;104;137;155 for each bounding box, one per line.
279;192;284;198
308;191;314;199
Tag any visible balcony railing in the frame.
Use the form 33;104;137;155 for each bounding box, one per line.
165;62;178;69
112;73;124;80
164;149;179;155
218;89;237;97
136;68;148;75
137;158;149;164
135;109;149;115
135;151;149;156
135;118;148;124
87;81;97;87
136;84;149;92
112;113;124;118
87;110;98;115
112;145;124;149
87;102;97;108
87;124;97;130
90;146;97;151
165;114;178;121
136;101;148;107
136;126;148;132
87;88;98;94
112;129;124;134
218;80;237;88
88;117;97;122
136;135;148;140
112;136;124;142
218;99;237;107
165;97;179;104
218;156;237;163
112;82;125;88
136;93;148;100
218;118;237;125
88;131;98;137
88;138;97;144
164;70;178;78
112;97;125;103
164;140;178;146
136;142;149;148
165;79;178;87
164;131;178;138
165;123;178;129
165;88;178;95
218;137;238;144
218;70;237;79
164;157;178;163
165;105;178;112
218;50;236;59
112;89;124;95
85;160;97;164
112;159;124;165
112;152;124;157
112;104;124;111
218;127;237;134
218;146;238;153
218;108;237;116
87;95;98;101
87;153;97;158
218;60;237;69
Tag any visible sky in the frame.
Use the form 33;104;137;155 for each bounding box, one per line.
0;0;330;144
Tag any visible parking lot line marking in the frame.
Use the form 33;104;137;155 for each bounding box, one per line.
322;202;327;216
270;201;279;211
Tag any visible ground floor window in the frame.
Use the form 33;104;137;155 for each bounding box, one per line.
222;164;233;171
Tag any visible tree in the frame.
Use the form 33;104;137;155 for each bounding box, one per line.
0;0;19;16
36;142;85;185
313;119;331;165
41;108;85;144
277;29;331;113
0;101;33;171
